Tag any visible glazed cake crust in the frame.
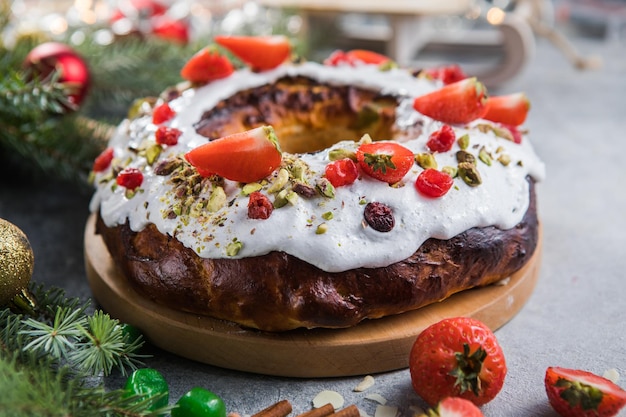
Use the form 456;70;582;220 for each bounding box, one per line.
96;181;538;332
91;62;545;332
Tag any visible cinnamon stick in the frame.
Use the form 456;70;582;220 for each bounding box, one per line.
332;405;360;417
252;400;293;417
296;403;335;417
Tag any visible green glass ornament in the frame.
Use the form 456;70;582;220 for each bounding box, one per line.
124;368;169;411
172;387;227;417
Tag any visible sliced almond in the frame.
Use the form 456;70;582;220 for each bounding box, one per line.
312;390;345;410
604;368;620;383
353;375;375;392
374;405;398;417
364;393;387;405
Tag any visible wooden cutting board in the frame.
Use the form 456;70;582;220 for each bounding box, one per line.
84;214;542;378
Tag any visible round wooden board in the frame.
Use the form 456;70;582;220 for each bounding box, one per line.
84;214;542;378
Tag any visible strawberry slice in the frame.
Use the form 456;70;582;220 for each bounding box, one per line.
420;397;484;417
180;46;234;84
325;49;391;66
214;35;291;71
356;142;414;185
483;92;530;126
545;367;626;417
93;147;114;173
413;77;488;125
185;126;282;183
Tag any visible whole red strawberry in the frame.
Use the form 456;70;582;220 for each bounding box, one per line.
545;367;626;417
409;316;507;407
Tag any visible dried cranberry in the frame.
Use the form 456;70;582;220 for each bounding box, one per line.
93;147;114;172
427;125;455;153
364;202;394;232
415;168;453;198
116;167;144;190
325;158;358;187
155;126;182;146
248;191;273;220
152;102;176;124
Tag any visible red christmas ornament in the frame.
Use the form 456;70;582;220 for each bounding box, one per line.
23;42;91;110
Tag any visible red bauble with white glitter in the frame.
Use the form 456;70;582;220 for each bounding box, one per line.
23;42;91;110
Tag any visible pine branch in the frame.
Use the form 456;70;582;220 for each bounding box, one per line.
0;354;170;417
0;70;69;119
0;283;165;416
2;283;146;377
77;36;202;120
72;311;146;377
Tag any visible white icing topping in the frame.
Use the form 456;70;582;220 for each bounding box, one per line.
90;62;545;273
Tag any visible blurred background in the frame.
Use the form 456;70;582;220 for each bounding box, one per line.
5;0;623;85
0;0;622;183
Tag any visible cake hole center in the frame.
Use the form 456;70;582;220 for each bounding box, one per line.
194;77;400;154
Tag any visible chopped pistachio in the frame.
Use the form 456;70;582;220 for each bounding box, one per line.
154;157;183;176
208;186;226;212
379;60;398;71
415;152;437;169
458;162;482;187
329;148;357;161
242;182;263;196
476;123;515;142
288;159;308;182
442;166;458;178
127;97;157;119
498;154;512;166
322;211;334;220
478;146;492;166
457;133;470;150
316;178;335;198
456;150;476;164
189;200;205;218
267;168;289;193
285;190;299;206
292;182;317;198
316;223;328;234
273;189;289;208
226;239;243;256
145;144;162;165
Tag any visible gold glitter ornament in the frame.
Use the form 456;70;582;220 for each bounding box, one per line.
0;218;35;306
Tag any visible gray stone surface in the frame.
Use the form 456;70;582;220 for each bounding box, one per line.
1;30;625;417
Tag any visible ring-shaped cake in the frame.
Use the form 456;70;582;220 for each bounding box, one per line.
89;45;545;332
